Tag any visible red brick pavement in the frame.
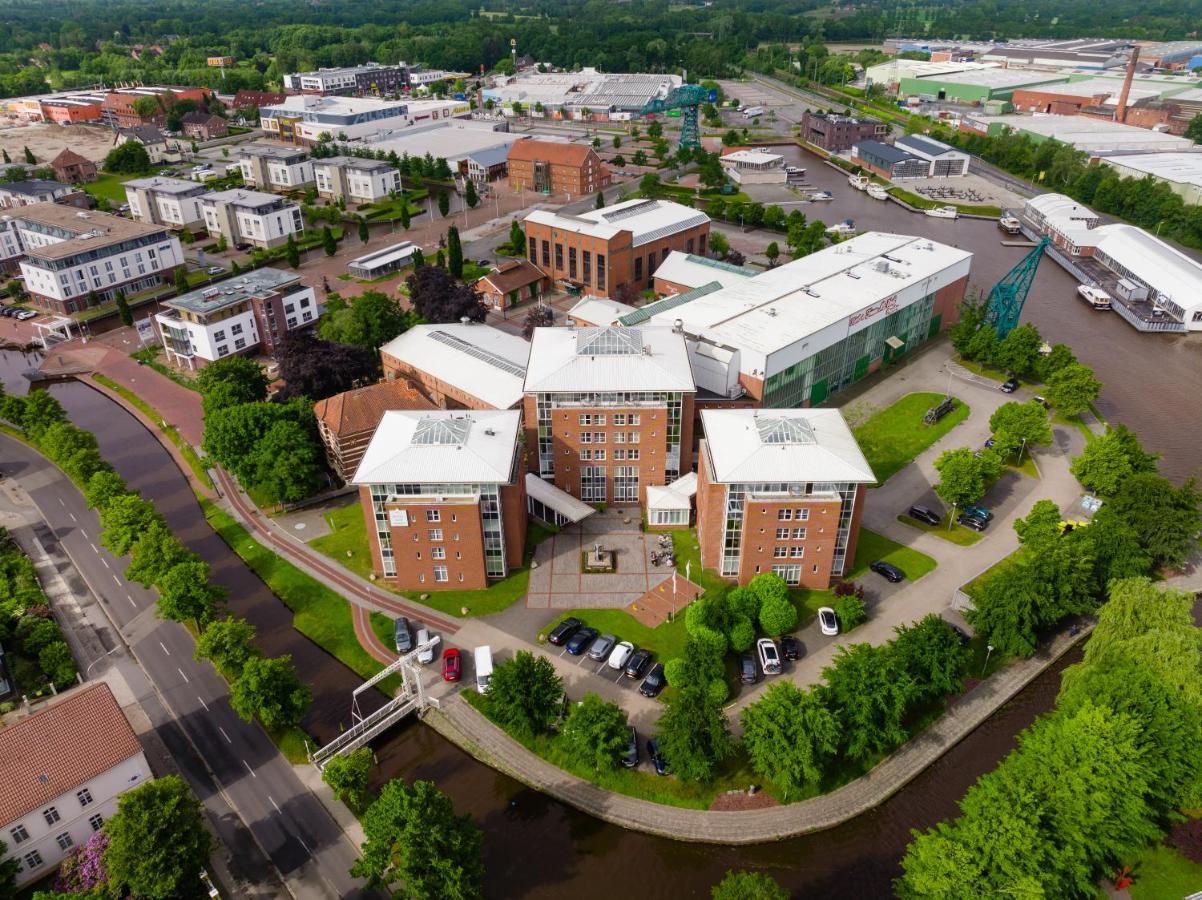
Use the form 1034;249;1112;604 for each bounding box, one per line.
628;574;703;628
352;604;397;665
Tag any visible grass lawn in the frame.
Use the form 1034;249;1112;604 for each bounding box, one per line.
1129;844;1202;900
370;610;396;651
268;725;313;764
201;499;401;695
464;690;768;809
83;171;136;205
852;392;970;484
542;608;690;660
131;346;199;392
1053;410;1095;443
91;374;214;490
962;548;1025;600
847;528;939;581
897;513;984;546
308;499;555;618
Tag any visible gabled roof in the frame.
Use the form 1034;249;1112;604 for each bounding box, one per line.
181;111;224;127
352;410;521;485
474;258;546;295
651;251;756;291
523;326;695;393
314;379;434;438
50;148;94;168
0;178;72;197
507;139;597;166
566;295;637;326
701;408;875;485
117;125;168;145
379;323;530;410
0;683;144;826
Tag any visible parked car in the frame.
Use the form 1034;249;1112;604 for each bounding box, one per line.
566;626;598;655
588;633;616;661
442;648;461;682
957;513;989;532
639;663;666;697
1001;377;1019;393
757;638;781;675
477;259;491;267
548;617;582;646
394;616;413;653
416;627;435;664
780;635;802;661
621;726;639;768
869;560;905;583
949;623;972;646
206;266;224;275
647;738;668;776
607;641;635;670
738;652;758;684
963;505;994;522
624;648;653;679
818;607;840;637
16;309;36;320
1033;395;1050;408
907;505;942;526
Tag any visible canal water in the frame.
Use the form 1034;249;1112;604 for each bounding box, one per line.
0;347;1081;897
769;147;1202;484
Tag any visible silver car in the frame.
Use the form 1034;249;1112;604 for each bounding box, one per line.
588;633;616;661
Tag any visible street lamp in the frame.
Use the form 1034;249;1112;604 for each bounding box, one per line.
85;645;119;678
982;643;994;677
1018;436;1028;466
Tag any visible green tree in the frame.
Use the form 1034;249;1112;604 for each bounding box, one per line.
321;225;337;256
156;559;222;629
1099;472;1201;569
39;641;77;686
99;493;162;557
965;559;1057;657
823;642;916;762
559;693;630;771
194;615;259;679
352;779;483;898
740;682;839;798
230;655;310;730
891;614;968;701
84;469;128;512
711;870;789;900
963;323;999;365
1045;362;1101;417
708;229;730;257
104;776;211;900
446;225;463;279
464;178;478;209
358;216;369;244
987;400;1051;460
595;191;605;210
0;839;19;896
115;290;132;327
103;141;151;174
318;290;414;349
1034;341;1076;381
23;145;36;165
437;190;450;217
993;322;1042;376
125;519;192;588
399;201;411;230
933;446;1002;510
1070;425;1157;496
485;650;563;737
632;149;648;166
321;746;373;811
833;593;866;631
174;267;189;293
285;233;300;268
656;682;732;782
247;419;325;505
1186;113;1202;143
647;121;663;140
196;355;268;415
18;389;68;438
947;295;989;355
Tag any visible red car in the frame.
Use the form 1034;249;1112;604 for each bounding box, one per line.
442;648;461;682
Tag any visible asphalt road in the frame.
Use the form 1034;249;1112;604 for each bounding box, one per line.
0;432;372;900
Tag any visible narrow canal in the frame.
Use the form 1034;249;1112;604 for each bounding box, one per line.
0;347;1079;896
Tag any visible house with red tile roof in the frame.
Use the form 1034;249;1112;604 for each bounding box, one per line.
315;378;435;481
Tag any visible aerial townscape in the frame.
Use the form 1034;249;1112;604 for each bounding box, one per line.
3;0;1202;897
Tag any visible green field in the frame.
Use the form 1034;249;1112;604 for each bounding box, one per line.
897;512;983;546
1129;843;1202;900
847;528;939;580
852;392;970;484
543;607;690;661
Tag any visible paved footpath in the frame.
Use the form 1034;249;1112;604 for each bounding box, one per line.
427;618;1089;844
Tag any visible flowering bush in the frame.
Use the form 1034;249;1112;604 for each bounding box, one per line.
54;831;111;894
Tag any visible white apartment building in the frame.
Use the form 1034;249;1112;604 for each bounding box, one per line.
237;145;315;191
123;176;210;232
312;156;401;203
200;189;304;249
259;95;464;145
155;267;320;367
0;683;153;889
14;203;184;315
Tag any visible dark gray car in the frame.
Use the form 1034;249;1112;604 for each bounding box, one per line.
588;633;617;661
394;616;413;653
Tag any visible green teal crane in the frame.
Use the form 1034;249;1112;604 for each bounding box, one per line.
639;84;709;150
984;236;1050;339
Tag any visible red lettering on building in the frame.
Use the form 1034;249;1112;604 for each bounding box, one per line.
848;295;899;327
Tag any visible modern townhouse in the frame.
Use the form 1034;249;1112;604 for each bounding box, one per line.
312;156;401;203
236;145;315;192
200;189;304;249
123;176;211;233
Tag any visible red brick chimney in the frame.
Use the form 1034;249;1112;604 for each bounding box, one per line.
1115;47;1140;123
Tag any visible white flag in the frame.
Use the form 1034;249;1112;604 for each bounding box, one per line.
686;560;691;582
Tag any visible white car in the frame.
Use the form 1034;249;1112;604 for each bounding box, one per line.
416;628;435;664
756;638;781;675
206;266;225;275
607;641;635;670
818;607;840;637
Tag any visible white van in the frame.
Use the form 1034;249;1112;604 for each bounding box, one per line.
474;646;493;694
742;106;764;118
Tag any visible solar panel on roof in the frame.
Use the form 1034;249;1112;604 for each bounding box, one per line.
428;330;527;378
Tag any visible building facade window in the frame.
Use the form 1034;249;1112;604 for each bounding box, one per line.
43;807;60;826
56;832;74;851
426;509;440;523
23;851;43;870
568;246;577;280
10;825;29;844
554;243;563;270
76;788;93;807
597;253;606;290
582;250;591;285
541;240;550;267
529;236;537;261
88;814;104;832
772;564;801;585
433;565;449;582
580;465;606;502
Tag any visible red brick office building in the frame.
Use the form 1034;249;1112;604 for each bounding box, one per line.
522;326;696;506
522;198;710;299
696;409;875;588
353;410;527;591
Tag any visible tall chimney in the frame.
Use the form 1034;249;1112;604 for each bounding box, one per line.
1115;46;1140;124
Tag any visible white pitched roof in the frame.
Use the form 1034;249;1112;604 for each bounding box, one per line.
524;199;708;248
566;295;637;326
378;324;530;409
352;410;521;485
525;473;596;523
1091;224;1202;312
653;251;756;291
523;326;695;393
646;471;698;511
700;408;875;484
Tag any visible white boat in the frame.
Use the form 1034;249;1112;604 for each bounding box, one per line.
1077;285;1112;310
826;220;857;236
848;174;870;190
809;190;833;201
866;184;889;200
998;214;1022;234
785;165;806;176
925;205;958;219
